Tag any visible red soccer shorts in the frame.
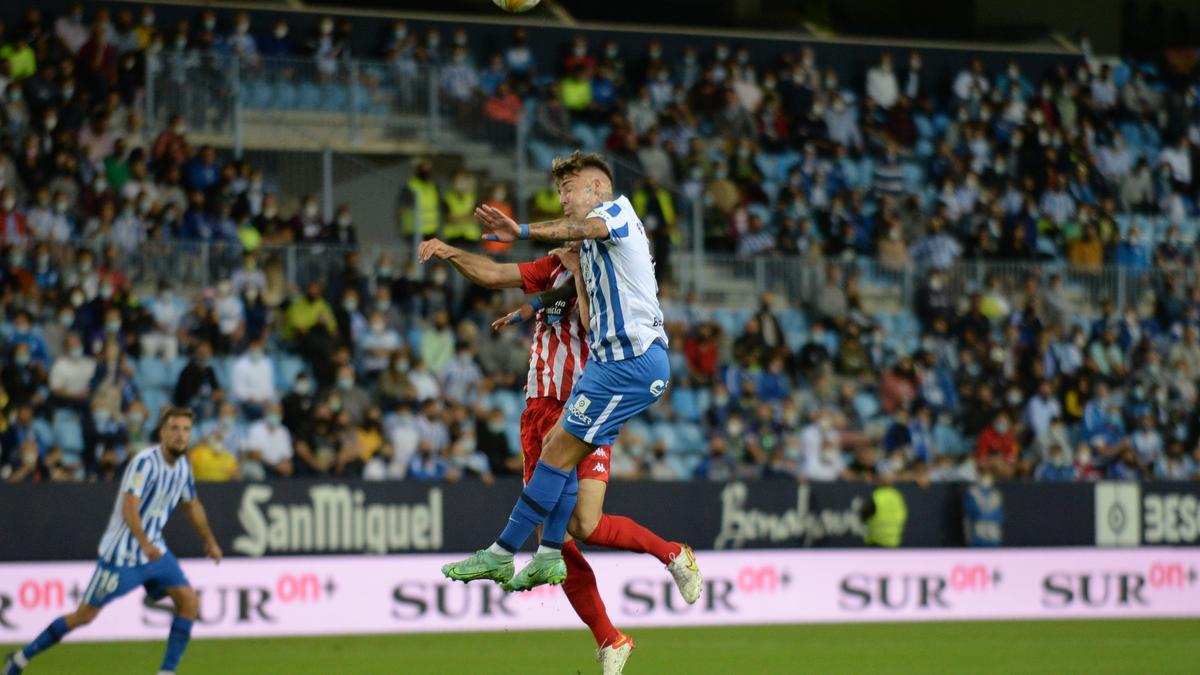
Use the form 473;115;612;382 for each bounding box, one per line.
521;396;611;484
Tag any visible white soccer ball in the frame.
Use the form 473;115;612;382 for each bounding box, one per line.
493;0;542;12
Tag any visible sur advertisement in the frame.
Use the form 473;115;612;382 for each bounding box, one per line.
1;548;1197;642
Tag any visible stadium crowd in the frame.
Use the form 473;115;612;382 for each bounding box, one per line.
2;4;1200;485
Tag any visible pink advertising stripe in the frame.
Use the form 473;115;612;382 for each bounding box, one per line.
0;549;1197;642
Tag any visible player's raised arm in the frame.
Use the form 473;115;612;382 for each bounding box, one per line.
121;491;162;561
477;204;609;243
182;499;223;563
417;237;523;288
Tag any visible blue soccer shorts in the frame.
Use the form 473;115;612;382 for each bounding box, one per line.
82;552;191;608
561;340;670;447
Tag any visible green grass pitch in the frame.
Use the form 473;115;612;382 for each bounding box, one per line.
5;619;1198;673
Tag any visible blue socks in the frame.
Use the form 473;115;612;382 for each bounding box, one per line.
160;616;194;672
19;613;193;672
541;469;578;550
496;461;572;553
22;616;70;660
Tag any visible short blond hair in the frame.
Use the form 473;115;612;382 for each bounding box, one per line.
550;150;614;188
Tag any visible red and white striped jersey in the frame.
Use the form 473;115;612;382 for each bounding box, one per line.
518;255;589;403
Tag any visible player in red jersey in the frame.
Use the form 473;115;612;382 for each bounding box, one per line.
418;238;698;672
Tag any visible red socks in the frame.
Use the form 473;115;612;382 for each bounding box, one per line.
561;540;621;648
585;514;679;566
560;516;681;647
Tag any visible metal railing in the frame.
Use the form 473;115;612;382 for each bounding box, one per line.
52;234;1181;319
673;253;1183;316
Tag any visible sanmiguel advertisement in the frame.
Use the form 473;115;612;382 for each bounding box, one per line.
0;479;1103;561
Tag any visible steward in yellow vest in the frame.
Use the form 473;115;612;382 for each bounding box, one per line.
862;481;908;548
400;159;440;236
442;171;479;242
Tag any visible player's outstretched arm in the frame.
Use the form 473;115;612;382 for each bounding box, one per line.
121;492;162;561
476;204;608;243
417;237;523;288
183;499;223;563
491;278;578;330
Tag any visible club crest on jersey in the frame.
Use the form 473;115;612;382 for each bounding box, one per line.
568;394;593;425
650;379;668;397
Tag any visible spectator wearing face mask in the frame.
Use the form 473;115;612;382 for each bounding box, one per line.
330;364;369;426
230;337;275;418
288;194;325;242
323;204;358;245
243;401;294;479
976;411;1019;479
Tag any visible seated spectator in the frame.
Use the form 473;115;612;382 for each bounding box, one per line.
243;401;294;479
230;337;275;417
441;340;482;405
49;333;95;413
691;432;734;480
1034;444;1078;481
406;440;450;481
975;411;1020;479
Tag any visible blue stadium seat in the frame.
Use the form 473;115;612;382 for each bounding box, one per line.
755;153;781;181
853;391;881;422
673;422;706;454
732;309;753;331
33;418;54;448
273;81;299;109
212;357;234;391
135;356;172;393
914;114;934;139
935;425;968;456
274;354;307;393
52;410;84;456
671;387;702;423
167;357;188;386
297;82;322;110
142;389;170;420
246;80;273;109
650;422;677;452
319;83;349;112
624;418;651;443
711;308;740;336
902;162;925;192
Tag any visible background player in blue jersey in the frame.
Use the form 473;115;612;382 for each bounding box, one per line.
443;151;701;596
4;408;222;675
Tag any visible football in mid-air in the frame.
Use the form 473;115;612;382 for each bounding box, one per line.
493;0;542;12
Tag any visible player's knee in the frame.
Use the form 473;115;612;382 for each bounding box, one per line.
68;605;99;627
568;510;599;540
174;587;200;620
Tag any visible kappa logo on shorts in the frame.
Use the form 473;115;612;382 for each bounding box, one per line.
592;448;607;458
568;394;593;426
650;379;668;397
593;463;607;473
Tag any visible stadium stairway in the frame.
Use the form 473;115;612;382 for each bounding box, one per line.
189;109;518;245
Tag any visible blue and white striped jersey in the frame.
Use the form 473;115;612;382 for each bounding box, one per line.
580;195;669;362
97;445;196;567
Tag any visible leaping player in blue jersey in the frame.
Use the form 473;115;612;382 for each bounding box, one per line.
442;150;701;597
5;407;222;675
